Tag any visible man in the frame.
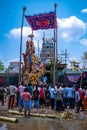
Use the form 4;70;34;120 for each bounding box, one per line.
62;84;68;109
8;83;16;109
45;85;50;108
49;84;55;110
55;85;64;111
18;82;25;110
67;85;74;109
39;85;44;108
33;85;39;108
22;88;32;118
75;87;80;113
0;85;4;106
27;83;33;108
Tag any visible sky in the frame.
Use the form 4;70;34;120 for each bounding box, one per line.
0;0;87;68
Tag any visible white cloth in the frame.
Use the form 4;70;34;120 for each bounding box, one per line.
9;85;16;95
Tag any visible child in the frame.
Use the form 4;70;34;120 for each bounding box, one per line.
22;88;32;118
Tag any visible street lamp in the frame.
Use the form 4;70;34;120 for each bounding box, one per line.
19;7;26;84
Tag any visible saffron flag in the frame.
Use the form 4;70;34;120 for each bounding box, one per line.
25;12;56;30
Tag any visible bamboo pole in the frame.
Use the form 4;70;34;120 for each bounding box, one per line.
0;116;18;123
53;3;57;86
9;110;57;119
19;7;26;84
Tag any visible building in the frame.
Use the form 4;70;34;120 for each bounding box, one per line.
9;61;20;73
0;61;20;86
40;38;54;64
0;73;19;86
81;52;87;68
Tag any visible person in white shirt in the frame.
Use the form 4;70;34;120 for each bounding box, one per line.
75;87;80;113
8;83;16;109
67;85;74;109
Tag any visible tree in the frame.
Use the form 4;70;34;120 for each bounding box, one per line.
0;61;4;71
44;59;63;84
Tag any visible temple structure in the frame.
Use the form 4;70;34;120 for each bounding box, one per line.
40;38;54;64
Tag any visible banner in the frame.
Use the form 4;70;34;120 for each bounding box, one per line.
25;12;56;30
67;74;80;83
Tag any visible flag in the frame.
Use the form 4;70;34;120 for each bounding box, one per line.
25;12;56;30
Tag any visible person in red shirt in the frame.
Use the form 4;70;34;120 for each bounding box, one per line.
22;87;32;118
78;87;84;111
39;85;44;108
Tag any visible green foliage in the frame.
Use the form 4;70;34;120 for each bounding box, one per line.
0;61;4;71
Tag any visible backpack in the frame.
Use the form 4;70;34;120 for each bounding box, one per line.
33;90;39;99
45;90;50;99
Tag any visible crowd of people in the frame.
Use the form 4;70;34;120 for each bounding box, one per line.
0;82;87;118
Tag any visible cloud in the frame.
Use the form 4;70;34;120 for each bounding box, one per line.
69;57;78;62
8;16;86;44
58;16;86;43
80;38;87;45
9;26;32;38
8;59;19;63
81;8;87;13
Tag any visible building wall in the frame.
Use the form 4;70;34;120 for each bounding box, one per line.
0;73;19;86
